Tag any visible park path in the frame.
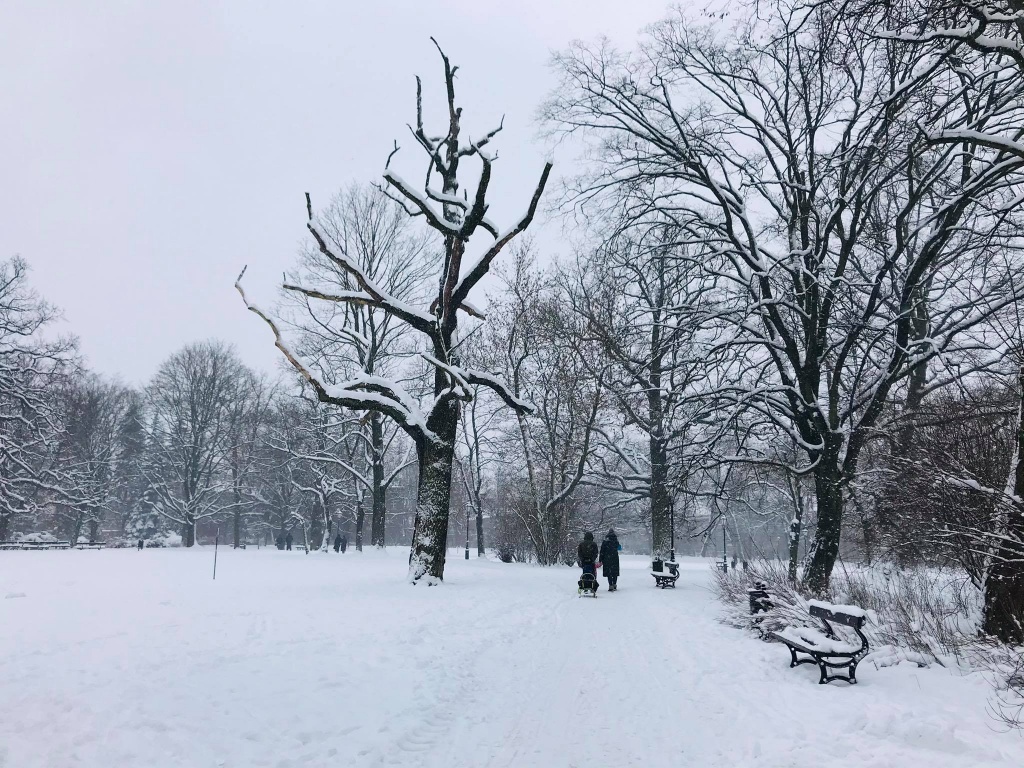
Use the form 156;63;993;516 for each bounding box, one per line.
0;550;1021;768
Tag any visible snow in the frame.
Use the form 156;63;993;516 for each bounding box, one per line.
1;551;1023;767
807;599;868;618
775;625;863;655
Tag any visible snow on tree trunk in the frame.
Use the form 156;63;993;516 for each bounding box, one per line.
650;437;672;560
787;474;806;584
409;405;458;583
370;415;387;548
805;442;844;594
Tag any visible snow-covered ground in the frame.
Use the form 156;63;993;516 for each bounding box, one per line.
1;549;1021;768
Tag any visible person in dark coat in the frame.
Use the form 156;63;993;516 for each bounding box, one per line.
340;534;348;553
285;532;293;551
600;529;622;591
275;533;285;550
333;533;342;553
577;531;599;591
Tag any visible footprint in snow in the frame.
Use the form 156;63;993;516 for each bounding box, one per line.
4;593;26;599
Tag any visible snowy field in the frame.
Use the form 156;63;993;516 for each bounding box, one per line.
1;550;1022;768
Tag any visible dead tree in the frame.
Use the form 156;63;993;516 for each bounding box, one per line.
239;41;551;582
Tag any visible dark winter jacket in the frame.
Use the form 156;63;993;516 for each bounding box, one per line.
600;531;621;578
577;533;599;566
333;534;342;552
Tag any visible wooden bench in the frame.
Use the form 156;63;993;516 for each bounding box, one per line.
75;542;105;550
650;560;680;588
771;601;869;685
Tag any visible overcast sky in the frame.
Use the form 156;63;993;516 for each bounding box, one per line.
1;0;671;384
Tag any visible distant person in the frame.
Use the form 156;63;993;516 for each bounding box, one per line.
285;532;293;551
137;538;144;551
600;529;622;591
333;533;342;553
577;531;599;592
276;533;285;550
340;533;348;553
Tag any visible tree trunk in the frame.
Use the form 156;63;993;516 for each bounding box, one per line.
804;440;844;594
233;508;241;548
0;512;9;542
355;500;365;552
650;437;672;560
983;363;1024;643
88;519;99;544
309;497;325;551
69;509;83;547
475;506;485;557
320;503;332;553
787;476;805;584
409;404;457;582
183;516;196;547
370;414;387;548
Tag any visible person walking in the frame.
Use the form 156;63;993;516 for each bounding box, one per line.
333;533;342;553
600;529;622;591
577;531;600;593
285;532;293;551
340;533;348;553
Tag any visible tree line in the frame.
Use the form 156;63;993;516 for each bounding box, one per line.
7;0;1024;646
242;0;1024;646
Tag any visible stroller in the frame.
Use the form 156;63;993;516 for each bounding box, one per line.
578;562;599;597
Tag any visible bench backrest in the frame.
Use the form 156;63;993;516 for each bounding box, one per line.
809;603;866;629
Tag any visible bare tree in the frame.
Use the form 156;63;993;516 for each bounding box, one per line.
0;257;77;541
568;224;721;561
239;41;551;582
54;376;135;544
487;249;606;565
144;341;254;546
289;185;429;549
224;372;272;548
546;1;1024;591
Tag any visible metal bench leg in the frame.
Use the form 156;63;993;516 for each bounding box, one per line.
848;660;858;685
789;646;800;668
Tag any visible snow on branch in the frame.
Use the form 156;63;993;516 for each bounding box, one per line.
235;268;434;443
304;195;436;335
451;162;553;308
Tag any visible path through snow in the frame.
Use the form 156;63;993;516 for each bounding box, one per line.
0;549;1020;767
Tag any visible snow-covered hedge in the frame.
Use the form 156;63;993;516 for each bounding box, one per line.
714;559;979;669
145;532;183;548
13;531;60;544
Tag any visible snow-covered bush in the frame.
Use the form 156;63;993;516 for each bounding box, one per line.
145;531;183;548
714;560;979;668
14;531;60;544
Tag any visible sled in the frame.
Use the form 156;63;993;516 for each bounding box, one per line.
578;571;599;597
